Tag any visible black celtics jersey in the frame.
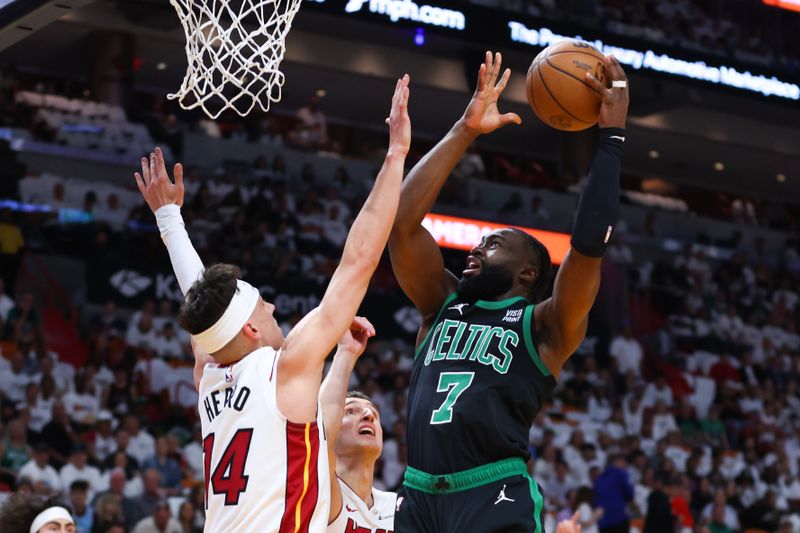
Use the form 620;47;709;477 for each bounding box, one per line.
406;292;557;474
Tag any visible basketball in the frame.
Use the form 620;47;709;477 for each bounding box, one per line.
526;41;607;131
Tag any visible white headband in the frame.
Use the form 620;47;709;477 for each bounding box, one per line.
30;506;74;533
192;279;261;354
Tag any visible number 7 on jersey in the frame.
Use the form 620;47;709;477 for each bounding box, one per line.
430;372;474;425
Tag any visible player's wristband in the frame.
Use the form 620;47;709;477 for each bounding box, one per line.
155;203;183;234
569;128;625;257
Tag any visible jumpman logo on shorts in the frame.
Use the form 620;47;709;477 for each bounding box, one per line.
494;484;515;505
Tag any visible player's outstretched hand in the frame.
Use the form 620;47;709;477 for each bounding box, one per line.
584;54;629;129
337;316;376;359
134;146;185;213
386;74;411;157
556;512;582;533
462;51;522;135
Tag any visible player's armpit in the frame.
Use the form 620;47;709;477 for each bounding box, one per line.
534;249;601;377
388;225;459;325
190;338;215;392
277;272;374;423
276;308;335;424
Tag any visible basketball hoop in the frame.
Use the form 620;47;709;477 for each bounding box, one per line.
169;0;302;119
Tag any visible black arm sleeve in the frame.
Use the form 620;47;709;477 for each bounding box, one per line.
569;127;625;257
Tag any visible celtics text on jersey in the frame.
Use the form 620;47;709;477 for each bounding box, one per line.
406;294;557;474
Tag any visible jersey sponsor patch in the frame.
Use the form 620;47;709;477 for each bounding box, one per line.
501;309;523;323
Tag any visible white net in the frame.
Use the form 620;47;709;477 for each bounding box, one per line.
169;0;302;119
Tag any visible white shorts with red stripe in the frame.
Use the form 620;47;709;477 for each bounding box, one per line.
199;347;330;533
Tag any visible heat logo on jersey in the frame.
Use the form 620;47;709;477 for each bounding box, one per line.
422;319;519;374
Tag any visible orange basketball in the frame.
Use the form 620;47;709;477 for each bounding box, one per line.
526;41;607;131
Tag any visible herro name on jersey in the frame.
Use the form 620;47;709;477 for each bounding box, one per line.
203;385;252;423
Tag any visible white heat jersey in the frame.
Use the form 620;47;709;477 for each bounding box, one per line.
199;347;330;533
327;478;396;533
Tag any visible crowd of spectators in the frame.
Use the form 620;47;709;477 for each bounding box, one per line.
2;61;798;234
528;226;800;531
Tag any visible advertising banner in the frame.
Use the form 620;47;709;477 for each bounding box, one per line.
305;0;799;101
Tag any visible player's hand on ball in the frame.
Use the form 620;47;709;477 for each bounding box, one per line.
462;51;522;135
584;54;629;129
134;146;186;213
556;512;582;533
386;74;411;157
337;316;376;359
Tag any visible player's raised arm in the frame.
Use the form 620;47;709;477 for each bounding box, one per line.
319;317;374;524
136;148;212;391
389;51;521;325
534;55;629;376
277;76;411;423
134;147;204;295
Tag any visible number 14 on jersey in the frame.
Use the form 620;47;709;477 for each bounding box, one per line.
203;428;254;506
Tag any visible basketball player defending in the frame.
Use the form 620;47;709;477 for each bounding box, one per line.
388;51;628;532
134;75;411;532
320;342;396;533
